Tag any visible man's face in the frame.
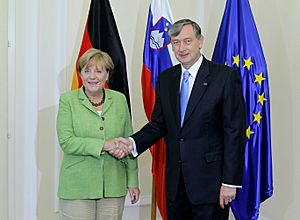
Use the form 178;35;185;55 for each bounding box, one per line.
170;24;203;69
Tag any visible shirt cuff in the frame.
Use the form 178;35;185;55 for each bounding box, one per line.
222;183;242;188
128;137;138;157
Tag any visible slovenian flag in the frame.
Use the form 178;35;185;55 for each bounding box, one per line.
141;0;174;219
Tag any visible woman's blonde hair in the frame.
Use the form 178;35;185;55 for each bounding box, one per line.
77;48;114;78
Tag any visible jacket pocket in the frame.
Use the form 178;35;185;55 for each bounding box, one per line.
204;151;223;163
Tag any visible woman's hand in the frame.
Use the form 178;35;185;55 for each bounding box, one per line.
103;140;117;151
128;187;140;204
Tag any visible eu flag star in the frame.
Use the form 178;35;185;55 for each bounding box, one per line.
258;92;267;105
254;72;266;85
253;111;262;124
232;54;240;67
246;126;254;139
243;57;254;70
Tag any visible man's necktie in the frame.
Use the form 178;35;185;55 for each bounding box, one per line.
180;71;190;126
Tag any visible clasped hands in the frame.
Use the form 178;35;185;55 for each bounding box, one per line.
103;137;133;159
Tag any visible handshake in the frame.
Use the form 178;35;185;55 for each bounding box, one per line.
103;137;134;159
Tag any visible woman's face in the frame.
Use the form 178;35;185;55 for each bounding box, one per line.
80;62;109;96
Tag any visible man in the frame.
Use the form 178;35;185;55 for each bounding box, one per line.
112;19;246;220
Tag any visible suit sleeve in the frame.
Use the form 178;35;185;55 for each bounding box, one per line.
131;75;167;155
222;69;246;185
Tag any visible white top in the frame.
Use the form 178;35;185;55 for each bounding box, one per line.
180;55;203;98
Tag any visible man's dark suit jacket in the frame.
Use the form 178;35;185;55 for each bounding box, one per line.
132;57;246;205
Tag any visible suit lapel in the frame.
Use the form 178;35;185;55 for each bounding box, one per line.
169;66;181;127
78;88;96;113
183;58;210;126
102;89;113;116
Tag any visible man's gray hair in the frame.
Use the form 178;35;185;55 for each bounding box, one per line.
168;19;202;39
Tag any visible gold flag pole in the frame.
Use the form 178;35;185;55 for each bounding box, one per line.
151;177;157;220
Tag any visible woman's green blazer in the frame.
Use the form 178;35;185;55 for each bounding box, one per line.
56;88;138;199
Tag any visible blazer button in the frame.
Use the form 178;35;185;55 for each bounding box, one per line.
101;116;105;121
180;138;184;142
99;126;104;131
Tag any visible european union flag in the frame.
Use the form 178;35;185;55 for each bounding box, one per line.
212;0;273;219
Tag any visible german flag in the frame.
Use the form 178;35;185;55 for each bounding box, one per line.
71;0;131;109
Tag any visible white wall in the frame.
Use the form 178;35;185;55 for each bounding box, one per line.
0;0;8;219
251;1;300;219
1;0;300;219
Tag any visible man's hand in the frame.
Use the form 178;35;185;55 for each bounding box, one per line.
219;185;236;209
108;137;133;159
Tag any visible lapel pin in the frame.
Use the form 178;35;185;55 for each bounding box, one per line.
203;82;208;86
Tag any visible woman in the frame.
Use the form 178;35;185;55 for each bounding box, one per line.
56;48;139;220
